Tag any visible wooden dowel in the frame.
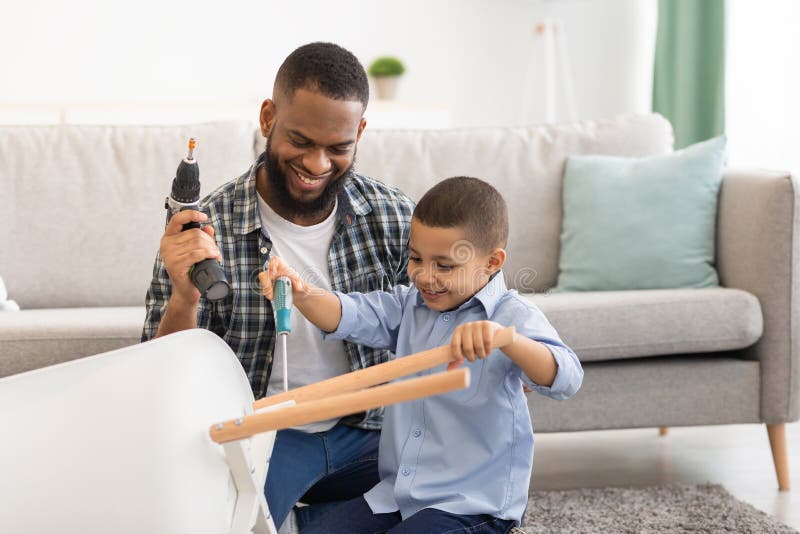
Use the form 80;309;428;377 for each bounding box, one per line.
211;368;470;444
254;326;515;410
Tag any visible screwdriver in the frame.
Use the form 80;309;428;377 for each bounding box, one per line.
273;276;293;392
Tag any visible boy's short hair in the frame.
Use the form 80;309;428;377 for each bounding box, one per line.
274;42;369;108
413;176;509;253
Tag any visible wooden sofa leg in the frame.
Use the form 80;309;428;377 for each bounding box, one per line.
659;427;668;436
766;423;791;491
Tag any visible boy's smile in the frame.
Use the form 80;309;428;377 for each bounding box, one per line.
407;218;504;312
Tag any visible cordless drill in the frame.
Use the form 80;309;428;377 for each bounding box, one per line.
165;138;231;301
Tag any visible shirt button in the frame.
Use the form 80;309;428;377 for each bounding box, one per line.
401;468;411;476
443;315;450;322
413;429;422;438
260;246;269;254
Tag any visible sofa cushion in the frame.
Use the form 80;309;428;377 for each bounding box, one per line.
0;307;144;377
531;356;761;432
257;113;675;292
0;122;257;309
525;288;762;362
556;136;727;291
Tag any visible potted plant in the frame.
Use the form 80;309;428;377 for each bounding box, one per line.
368;56;406;100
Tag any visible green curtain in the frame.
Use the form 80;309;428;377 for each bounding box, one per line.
653;0;726;149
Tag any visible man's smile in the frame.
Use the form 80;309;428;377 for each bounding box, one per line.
289;163;333;190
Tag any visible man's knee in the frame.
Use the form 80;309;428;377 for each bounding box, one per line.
265;430;327;527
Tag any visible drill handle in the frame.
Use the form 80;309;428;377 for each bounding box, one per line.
181;220;202;232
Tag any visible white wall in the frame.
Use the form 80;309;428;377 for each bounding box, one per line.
0;0;657;128
726;0;800;175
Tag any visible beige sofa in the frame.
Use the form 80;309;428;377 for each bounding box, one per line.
0;114;796;489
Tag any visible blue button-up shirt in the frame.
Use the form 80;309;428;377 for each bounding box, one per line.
326;272;583;523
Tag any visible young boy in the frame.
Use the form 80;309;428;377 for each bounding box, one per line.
260;176;583;534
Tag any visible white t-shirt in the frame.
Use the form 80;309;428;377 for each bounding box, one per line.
258;193;351;432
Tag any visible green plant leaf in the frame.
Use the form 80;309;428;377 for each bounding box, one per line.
368;56;405;77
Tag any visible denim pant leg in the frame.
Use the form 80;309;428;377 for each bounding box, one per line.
302;496;400;534
390;508;516;534
264;428;327;529
295;423;380;529
264;423;380;530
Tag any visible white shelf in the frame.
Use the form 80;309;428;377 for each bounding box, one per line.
365;99;451;130
0;100;450;130
0;101;258;126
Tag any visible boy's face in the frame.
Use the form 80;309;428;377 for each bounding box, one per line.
407;218;504;312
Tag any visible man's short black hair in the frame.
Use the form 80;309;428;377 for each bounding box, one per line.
275;42;369;108
413;176;509;253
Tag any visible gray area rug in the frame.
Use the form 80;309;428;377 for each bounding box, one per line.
522;484;796;533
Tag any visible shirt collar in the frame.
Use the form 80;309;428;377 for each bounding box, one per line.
233;154;263;235
339;171;372;225
234;152;372;235
415;270;508;317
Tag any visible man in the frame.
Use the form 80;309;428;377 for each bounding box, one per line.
142;42;415;530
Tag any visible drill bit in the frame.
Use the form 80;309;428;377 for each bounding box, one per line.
280;333;288;392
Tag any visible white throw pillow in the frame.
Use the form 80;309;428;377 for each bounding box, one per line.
0;276;20;311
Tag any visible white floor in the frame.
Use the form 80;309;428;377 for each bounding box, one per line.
533;421;800;530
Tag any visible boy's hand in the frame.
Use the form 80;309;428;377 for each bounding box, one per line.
258;256;307;301
258;256;342;333
448;320;505;371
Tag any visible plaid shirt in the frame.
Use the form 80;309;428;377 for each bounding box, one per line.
142;155;415;429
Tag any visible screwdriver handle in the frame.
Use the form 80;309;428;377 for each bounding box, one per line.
274;276;292;335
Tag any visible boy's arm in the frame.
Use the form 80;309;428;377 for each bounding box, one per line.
451;314;583;400
506;301;583;399
516;340;582;400
260;256;410;351
259;257;341;333
450;322;557;385
325;288;408;352
501;334;559;387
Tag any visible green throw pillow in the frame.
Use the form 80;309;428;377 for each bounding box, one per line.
555;135;727;292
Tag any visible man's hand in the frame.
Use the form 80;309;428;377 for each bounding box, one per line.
160;210;221;306
259;256;309;302
448;320;505;371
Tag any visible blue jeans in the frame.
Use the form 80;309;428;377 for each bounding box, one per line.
264;422;380;530
301;496;516;534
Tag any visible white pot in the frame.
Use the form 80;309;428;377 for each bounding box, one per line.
373;76;400;100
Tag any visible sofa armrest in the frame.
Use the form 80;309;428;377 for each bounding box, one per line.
717;168;799;423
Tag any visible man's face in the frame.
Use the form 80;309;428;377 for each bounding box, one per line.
407;218;498;312
260;88;366;219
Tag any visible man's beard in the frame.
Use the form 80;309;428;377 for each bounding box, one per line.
264;134;353;220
